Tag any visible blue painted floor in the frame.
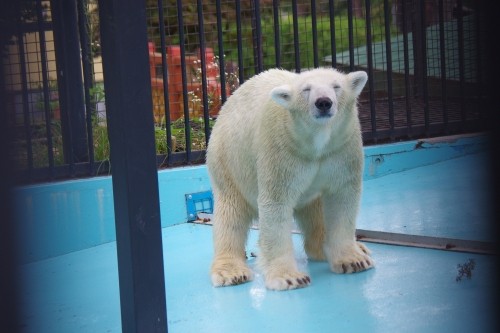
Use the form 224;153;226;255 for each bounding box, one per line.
359;151;494;242
19;152;497;332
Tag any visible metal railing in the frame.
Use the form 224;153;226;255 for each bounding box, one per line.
2;0;490;184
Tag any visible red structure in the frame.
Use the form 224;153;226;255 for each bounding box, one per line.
149;43;227;123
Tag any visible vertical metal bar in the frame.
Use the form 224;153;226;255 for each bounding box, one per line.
76;0;96;173
328;0;337;68
176;0;192;161
291;0;301;72
215;0;227;102
456;0;466;125
250;1;258;74
0;41;19;333
51;0;89;168
252;0;263;73
310;0;319;68
97;0;168;331
401;0;412;134
364;0;377;141
35;0;55;177
157;0;173;165
383;0;394;136
347;0;355;71
196;0;211;146
438;0;448;131
473;0;484;121
273;0;281;68
419;0;430;135
235;0;245;84
18;32;34;173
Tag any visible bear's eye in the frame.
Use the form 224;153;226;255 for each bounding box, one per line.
333;84;341;91
302;86;311;92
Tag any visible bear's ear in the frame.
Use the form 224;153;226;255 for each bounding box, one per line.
347;71;368;97
270;85;293;108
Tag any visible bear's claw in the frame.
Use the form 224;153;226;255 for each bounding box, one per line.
265;271;311;291
211;260;254;287
329;241;375;274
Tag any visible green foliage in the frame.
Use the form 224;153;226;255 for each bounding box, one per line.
89;84;105;106
89;117;211;167
92;123;110;163
30;121;64;168
154;126;170;155
169;117;214;152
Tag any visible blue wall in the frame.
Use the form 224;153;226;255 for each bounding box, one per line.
14;166;211;264
363;133;488;180
13;133;489;263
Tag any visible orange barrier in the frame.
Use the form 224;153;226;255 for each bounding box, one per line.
149;43;227;123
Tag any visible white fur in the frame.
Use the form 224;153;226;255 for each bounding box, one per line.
206;68;373;291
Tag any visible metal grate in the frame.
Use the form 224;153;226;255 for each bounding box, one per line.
4;0;491;183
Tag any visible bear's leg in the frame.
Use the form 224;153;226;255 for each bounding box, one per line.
211;191;254;287
322;192;374;274
258;204;311;290
295;197;326;261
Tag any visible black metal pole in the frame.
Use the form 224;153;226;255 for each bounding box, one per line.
196;0;211;146
156;0;173;166
413;0;429;135
215;0;228;101
35;0;55;177
252;0;263;73
383;0;394;138
291;0;301;72
328;0;337;68
273;0;281;68
76;0;96;173
347;0;355;71
420;1;429;136
438;0;448;131
0;17;20;331
310;0;319;68
235;0;245;83
456;0;466;126
97;0;168;332
401;0;412;135
365;0;377;141
17;32;34;173
176;0;192;162
50;0;89;168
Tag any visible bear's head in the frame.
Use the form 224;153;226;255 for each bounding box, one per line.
270;68;367;124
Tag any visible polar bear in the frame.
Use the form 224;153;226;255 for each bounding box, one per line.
206;67;373;291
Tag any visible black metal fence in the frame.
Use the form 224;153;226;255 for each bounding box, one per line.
2;0;490;184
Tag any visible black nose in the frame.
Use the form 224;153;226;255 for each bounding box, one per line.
315;97;332;112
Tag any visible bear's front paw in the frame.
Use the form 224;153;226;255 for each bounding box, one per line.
211;259;254;287
265;270;311;291
329;241;374;274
